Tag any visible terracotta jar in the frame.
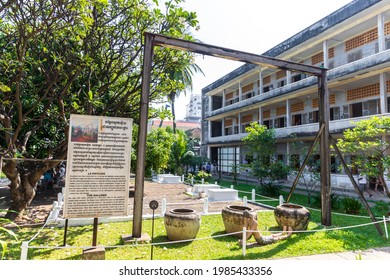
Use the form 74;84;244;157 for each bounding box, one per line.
164;208;201;241
221;205;257;238
274;203;310;231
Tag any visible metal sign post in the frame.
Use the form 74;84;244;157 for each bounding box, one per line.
149;200;159;260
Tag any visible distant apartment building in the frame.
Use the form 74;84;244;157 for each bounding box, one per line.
185;94;202;122
201;0;390;190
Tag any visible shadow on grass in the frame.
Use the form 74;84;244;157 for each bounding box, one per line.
215;223;324;260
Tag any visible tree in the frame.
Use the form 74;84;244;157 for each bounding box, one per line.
144;127;174;177
0;0;200;220
166;60;203;133
168;129;187;175
153;105;173;128
243;122;290;187
337;116;390;199
291;140;320;204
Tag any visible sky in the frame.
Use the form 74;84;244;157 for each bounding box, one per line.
172;0;353;120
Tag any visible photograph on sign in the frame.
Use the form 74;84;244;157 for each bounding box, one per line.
63;114;133;219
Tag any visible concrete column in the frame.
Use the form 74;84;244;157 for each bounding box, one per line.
286;142;290;166
286;99;291;127
208;120;212;138
258;107;262;124
258;70;263;95
222;89;226;108
378;13;385;52
323;40;329;68
208;95;212;113
238;82;242;101
286;62;292;84
238;113;242;134
222;118;225;136
380;73;387;114
232;117;237;135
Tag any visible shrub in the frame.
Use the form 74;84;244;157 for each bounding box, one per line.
372;201;390;217
341;197;362;214
312;192;341;210
196;170;211;180
257;182;281;197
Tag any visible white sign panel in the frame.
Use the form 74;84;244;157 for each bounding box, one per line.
63;114;132;218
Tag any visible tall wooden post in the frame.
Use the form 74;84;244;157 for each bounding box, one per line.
132;33;154;237
319;70;331;226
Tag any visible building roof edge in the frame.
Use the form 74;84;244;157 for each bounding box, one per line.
202;0;382;94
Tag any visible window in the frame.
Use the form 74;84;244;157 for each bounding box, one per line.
241;123;251;133
278;80;286;87
387;97;390;112
292;74;303;82
342;105;349;119
330;107;340;121
331;155;340;173
347;50;363;63
218;147;240;173
277;154;285;163
263;119;273;129
291;114;302;126
309;110;319;123
290;154;300;170
350;102;363;118
243;91;254;100
263;86;270;93
363;99;379;116
275;117;286;128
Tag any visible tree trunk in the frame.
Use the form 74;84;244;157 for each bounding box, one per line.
2;159;58;221
170;93;177;134
5;173;37;221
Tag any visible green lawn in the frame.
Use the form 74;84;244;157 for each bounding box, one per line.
3;208;389;260
2;179;390;260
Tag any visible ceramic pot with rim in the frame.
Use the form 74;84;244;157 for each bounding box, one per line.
274;203;310;231
164;208;201;241
221;205;257;238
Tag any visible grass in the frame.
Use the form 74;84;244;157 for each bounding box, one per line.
3;208;390;260
1;178;390;260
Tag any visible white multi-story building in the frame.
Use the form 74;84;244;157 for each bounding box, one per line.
186;94;202;122
201;0;390;191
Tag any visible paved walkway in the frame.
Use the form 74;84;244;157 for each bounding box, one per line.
278;246;390;260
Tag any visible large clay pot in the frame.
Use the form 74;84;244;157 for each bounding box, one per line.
164;208;201;241
274;203;310;231
222;205;257;238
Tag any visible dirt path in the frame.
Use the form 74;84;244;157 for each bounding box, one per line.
0;181;268;226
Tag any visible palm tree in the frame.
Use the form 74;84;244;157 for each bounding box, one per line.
167;57;204;133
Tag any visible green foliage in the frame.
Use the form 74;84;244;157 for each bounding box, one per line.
257;182;281;197
243;122;290;187
145;128;174;176
0;0;202;216
372;201;390;217
242;122;275;157
0;211;18;259
312;192;341;210
290;140;321;203
340;196;362;214
3;211;390;260
230;163;240;185
168;130;188;175
337;116;390;198
196;170;211;180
